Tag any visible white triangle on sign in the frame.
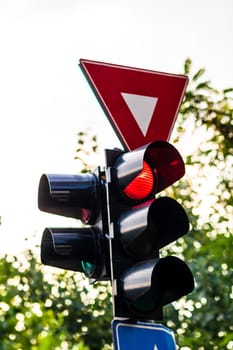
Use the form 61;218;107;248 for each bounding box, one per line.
121;92;158;136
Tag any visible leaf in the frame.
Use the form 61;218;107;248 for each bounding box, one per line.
184;58;192;74
195;80;211;90
192;68;205;81
223;87;233;94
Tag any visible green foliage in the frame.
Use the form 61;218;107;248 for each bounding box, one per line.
164;59;233;349
0;250;112;349
74;131;99;173
0;59;232;349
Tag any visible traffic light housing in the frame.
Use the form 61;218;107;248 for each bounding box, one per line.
38;169;110;280
38;139;194;321
105;140;194;320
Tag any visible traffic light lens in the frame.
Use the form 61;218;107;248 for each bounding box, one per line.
130;285;161;313
123;161;154;200
81;261;95;276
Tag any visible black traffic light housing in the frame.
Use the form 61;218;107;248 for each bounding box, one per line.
38;140;194;321
38;168;110;281
105;141;194;320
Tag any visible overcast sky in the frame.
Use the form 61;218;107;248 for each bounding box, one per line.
0;0;232;254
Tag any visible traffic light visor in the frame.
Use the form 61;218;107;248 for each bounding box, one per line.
38;173;99;224
41;227;102;276
114;141;185;202
120;256;194;318
144;141;185;193
118;196;189;260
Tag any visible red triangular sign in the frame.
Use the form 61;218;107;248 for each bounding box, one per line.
80;59;188;151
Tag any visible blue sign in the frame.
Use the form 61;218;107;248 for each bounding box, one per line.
112;320;176;350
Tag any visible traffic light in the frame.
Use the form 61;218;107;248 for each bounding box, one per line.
38;139;194;322
105;140;194;320
38;169;110;281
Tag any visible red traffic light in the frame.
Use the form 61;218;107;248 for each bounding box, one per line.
123;161;154;201
105;142;193;321
114;140;185;203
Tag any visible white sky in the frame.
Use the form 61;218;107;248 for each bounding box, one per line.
0;0;232;254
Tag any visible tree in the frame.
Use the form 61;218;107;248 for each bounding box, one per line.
0;59;232;349
164;59;233;349
0;249;112;349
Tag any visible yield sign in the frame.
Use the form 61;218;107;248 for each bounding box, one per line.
80;59;188;151
121;93;158;137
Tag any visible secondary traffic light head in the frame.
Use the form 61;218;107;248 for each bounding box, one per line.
106;140;194;320
40;227;103;275
38;173;100;224
38;169;109;280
